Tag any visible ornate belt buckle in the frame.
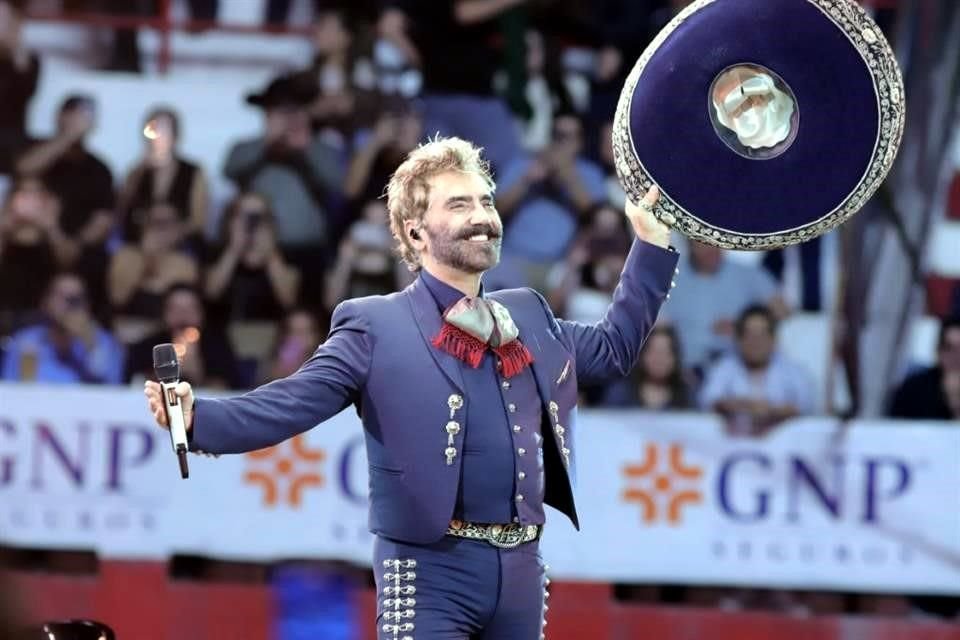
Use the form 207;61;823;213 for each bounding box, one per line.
487;523;520;549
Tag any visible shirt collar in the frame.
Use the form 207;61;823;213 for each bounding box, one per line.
419;267;485;313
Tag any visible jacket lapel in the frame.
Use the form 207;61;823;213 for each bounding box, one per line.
407;277;466;393
488;291;567;408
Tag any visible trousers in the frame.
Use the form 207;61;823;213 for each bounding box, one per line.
374;534;548;640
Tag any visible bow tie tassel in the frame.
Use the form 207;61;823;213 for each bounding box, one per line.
432;297;535;378
492;339;534;378
432;323;487;369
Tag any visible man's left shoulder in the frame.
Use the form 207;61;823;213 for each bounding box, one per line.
488;286;544;310
488;287;558;330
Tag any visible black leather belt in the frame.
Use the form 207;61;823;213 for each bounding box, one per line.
446;520;542;549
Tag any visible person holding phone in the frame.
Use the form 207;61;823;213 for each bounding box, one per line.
108;202;199;323
119;107;208;249
262;308;324;382
204;192;301;324
1;272;123;384
324;199;405;311
15;94;117;320
0;177;76;335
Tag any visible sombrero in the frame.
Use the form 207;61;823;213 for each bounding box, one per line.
612;0;906;249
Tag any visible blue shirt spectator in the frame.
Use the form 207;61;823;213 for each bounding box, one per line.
496;112;607;263
1;273;124;384
699;305;815;436
662;240;787;371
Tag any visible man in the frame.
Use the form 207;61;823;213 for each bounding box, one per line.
663;239;788;373
145;137;677;638
888;316;960;420
127;285;240;390
1;272;123;384
380;0;525;173
496;110;608;266
16;94;116;319
0;177;75;336
699;304;815;436
223;72;343;276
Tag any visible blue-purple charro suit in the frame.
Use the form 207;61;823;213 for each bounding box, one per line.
189;238;679;639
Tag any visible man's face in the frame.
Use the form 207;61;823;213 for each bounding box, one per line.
939;327;960;372
738;314;775;368
418;171;502;275
44;275;88;324
8;180;48;229
689;240;723;273
164;291;203;333
552;116;583;155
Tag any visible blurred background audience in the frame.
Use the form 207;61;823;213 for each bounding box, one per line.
0;0;958;634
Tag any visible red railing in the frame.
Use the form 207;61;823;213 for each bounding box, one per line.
24;0;313;73
6;562;960;640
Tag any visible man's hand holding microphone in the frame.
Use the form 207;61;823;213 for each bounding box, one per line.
144;379;194;433
144;343;197;478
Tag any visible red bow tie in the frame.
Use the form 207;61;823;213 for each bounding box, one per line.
432;297;534;378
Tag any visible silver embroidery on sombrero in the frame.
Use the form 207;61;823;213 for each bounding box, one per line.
381;558;417;640
612;0;906;250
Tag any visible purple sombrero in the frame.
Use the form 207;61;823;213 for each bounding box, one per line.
612;0;905;249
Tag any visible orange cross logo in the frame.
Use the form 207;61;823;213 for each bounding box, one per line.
243;435;326;508
622;443;703;525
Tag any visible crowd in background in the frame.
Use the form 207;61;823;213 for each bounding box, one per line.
0;0;958;621
0;0;957;422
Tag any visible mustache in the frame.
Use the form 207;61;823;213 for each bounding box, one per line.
456;225;501;240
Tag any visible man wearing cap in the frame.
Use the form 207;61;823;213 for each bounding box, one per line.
146;136;678;639
224;72;343;275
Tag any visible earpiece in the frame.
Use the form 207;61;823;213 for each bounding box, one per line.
409;228;421;240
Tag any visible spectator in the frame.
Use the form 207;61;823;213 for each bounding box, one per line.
496;110;607;266
324;200;401;311
342;107;422;209
263;308;325;382
0;0;39;175
546;202;631;322
599;324;693;409
125;284;240;389
699;305;815;436
205;192;301;324
223;72;344;276
108;202;199;321
1;272;124;384
579;0;659;141
383;0;524;173
0;177;74;335
307;7;380;147
118;107;208;249
663;240;788;373
15;94;116;317
514;28;576;152
888;316;960;420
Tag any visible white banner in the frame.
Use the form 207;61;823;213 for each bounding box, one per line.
1;383;958;595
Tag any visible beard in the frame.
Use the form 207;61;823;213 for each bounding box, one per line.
424;220;502;274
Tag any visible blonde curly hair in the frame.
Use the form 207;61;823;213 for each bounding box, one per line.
386;136;495;271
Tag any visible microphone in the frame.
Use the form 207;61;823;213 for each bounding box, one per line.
153;343;190;479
